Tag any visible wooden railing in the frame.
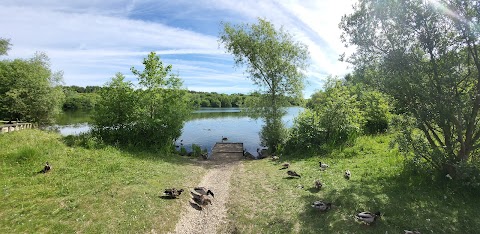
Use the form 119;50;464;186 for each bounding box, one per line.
0;121;34;133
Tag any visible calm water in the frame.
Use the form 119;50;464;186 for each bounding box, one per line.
53;107;304;155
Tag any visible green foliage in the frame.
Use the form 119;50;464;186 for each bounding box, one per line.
0;37;11;56
191;144;202;157
220;18;309;152
286;109;325;152
93;53;191;149
63;91;99;111
289;78;365;152
0;52;65;124
357;89;391;134
340;0;480;175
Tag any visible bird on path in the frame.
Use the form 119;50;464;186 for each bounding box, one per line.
287;170;301;178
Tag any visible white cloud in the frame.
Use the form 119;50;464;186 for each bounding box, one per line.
0;0;359;96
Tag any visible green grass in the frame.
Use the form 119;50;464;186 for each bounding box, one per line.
223;134;480;233
0;129;206;233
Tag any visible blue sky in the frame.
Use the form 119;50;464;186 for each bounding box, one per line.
0;0;356;97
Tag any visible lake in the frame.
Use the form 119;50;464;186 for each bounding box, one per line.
52;107;305;156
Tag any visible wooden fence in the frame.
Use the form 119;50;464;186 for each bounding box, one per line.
0;121;34;133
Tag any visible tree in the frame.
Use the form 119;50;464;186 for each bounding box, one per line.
219;18;309;151
93;72;136;142
340;0;480;175
93;53;191;148
0;38;11;56
0;52;64;124
130;52;191;147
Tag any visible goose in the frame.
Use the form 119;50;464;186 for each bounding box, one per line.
38;162;51;173
355;211;381;225
287;170;301;178
344;170;351;180
280;163;290;170
314;180;323;189
164;188;184;198
311;201;332;211
319;162;329;170
193;187;214;198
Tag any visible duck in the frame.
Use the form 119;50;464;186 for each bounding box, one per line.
287;170;301;178
355;211;381;225
222;136;228;142
344;170;351;180
191;192;212;208
319;162;329;170
164;188;184;198
271;155;279;160
314;180;323;189
280;163;290;170
311;201;332;211
38;162;51;173
404;230;421;234
193;187;214;198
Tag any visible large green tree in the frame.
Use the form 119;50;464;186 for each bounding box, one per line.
94;52;191;148
0;52;64;124
340;0;480;175
219;18;309;151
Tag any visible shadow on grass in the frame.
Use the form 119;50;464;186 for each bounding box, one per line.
296;168;480;233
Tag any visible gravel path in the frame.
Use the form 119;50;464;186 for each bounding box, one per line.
170;152;242;234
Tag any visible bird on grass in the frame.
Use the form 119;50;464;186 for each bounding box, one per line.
319;162;329;170
38;162;51;174
355;211;381;225
287;170;301;178
271;155;279;160
314;180;323;189
344;170;351;180
164;188;184;198
191;191;212;209
193;187;214;198
280;163;290;170
311;201;332;211
404;230;421;234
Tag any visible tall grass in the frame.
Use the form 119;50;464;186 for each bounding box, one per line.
0;130;206;233
223;134;480;233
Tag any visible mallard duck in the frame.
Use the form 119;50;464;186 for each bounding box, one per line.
191;192;212;208
280;163;290;170
38;162;51;174
314;180;323;189
344;170;351;180
222;136;228;141
194;187;214;198
311;201;332;211
287;170;301;178
404;230;421;234
271;155;279;160
164;188;184;198
355;211;381;225
319;162;329;170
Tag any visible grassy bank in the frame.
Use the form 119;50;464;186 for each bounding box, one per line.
223;134;480;233
0;130;206;233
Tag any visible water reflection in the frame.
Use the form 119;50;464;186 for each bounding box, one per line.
52;107;304;156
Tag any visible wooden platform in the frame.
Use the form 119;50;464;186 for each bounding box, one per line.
210;142;244;161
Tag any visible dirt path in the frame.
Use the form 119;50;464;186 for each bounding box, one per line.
170;149;243;234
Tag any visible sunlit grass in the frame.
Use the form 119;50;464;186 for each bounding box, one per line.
224;134;480;233
0;129;206;233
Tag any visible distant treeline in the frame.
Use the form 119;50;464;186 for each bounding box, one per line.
61;86;302;111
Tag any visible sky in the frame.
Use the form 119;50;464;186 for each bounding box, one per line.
0;0;357;98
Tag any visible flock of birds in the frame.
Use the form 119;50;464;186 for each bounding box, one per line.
163;186;215;210
277;158;383;226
